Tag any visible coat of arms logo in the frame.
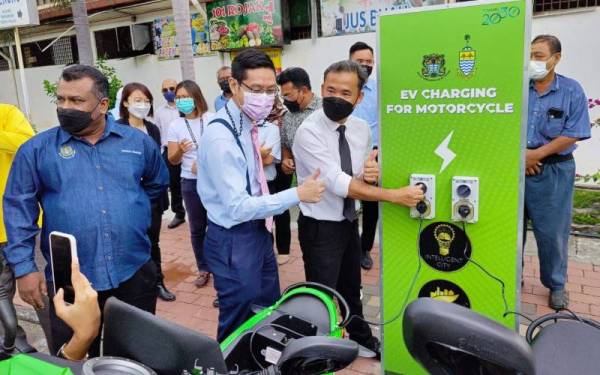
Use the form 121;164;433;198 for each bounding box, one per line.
419;53;449;81
458;34;477;78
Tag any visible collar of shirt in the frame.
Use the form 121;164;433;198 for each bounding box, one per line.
161;103;178;111
225;98;255;131
306;95;322;111
321;110;345;133
529;74;560;97
363;78;376;92
57;115;125;145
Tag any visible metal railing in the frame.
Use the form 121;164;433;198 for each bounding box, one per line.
534;0;600;12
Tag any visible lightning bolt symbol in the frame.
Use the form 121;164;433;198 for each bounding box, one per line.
434;131;456;173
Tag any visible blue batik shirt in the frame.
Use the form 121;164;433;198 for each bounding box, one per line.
3;116;169;291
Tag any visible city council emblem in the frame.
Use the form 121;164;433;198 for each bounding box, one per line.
419;53;449;81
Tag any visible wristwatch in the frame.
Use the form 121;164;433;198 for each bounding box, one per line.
57;342;88;361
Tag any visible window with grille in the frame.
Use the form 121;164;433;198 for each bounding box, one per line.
21;36;77;68
283;0;323;41
534;0;600;12
94;23;154;59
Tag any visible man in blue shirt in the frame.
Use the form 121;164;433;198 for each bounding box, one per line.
197;49;325;342
525;35;591;309
214;66;233;112
349;42;379;271
3;65;169;356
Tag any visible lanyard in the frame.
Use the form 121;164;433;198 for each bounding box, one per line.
209;118;252;195
184;117;203;147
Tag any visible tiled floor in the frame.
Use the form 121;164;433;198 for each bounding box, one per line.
156;222;600;374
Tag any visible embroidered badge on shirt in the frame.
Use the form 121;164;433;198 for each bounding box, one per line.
58;145;76;159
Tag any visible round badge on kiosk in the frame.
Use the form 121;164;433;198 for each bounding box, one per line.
419;222;471;272
418;279;471;308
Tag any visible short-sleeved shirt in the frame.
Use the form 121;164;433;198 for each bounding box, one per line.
258;122;281;181
167;112;214;179
281;96;322;150
154;104;181;148
527;74;591;155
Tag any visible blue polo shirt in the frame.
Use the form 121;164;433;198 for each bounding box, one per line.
527;74;591;155
3;117;169;290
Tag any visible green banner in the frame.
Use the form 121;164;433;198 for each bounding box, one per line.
378;1;531;373
207;0;284;51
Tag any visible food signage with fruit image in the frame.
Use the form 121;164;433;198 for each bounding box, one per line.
207;0;284;51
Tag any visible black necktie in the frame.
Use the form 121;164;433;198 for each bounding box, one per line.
337;126;356;222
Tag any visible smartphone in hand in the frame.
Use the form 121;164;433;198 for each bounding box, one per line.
49;231;78;304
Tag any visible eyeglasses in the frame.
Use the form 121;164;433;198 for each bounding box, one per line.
241;82;278;96
282;89;302;101
161;87;176;93
130;98;151;105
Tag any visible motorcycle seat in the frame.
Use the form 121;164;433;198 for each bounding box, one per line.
532;320;600;375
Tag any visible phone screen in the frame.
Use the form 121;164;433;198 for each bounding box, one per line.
50;234;74;304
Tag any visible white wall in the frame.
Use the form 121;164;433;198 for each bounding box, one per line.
532;9;600;175
0;6;598;172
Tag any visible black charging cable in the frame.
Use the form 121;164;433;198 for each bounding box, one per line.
343;184;430;328
344;217;424;328
456;215;532;323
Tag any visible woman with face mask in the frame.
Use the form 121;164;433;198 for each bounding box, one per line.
167;80;215;291
117;82;176;303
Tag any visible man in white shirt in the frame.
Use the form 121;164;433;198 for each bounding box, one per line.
154;78;186;229
293;60;424;358
258;121;281;184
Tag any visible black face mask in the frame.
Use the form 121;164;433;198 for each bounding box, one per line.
361;64;373;77
219;79;232;94
322;96;355;122
57;102;100;135
283;99;301;113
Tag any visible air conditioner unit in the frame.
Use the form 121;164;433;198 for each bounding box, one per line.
131;24;151;51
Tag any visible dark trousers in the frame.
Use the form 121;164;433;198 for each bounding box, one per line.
204;220;280;342
0;244;29;349
297;214;373;345
48;260;158;357
163;148;185;219
360;200;379;253
148;203;165;282
181;178;208;273
267;164;292;255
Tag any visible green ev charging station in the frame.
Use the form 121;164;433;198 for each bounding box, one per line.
378;1;532;373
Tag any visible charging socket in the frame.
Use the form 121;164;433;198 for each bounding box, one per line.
452;176;479;223
410;174;435;220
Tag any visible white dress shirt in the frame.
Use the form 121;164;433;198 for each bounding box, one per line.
258;122;281;182
293;108;372;222
154;103;180;148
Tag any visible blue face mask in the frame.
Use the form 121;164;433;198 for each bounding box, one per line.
163;91;176;103
176;98;196;115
